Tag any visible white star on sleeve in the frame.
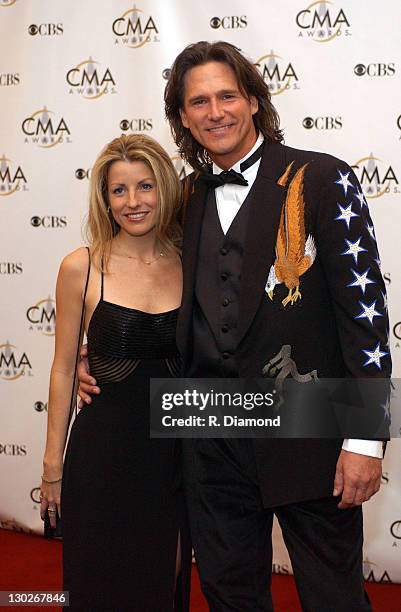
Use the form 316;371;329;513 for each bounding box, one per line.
355;299;382;325
366;224;376;240
334;202;359;229
335;169;354;196
347;268;375;294
362;342;389;369
354;188;368;209
341;237;367;264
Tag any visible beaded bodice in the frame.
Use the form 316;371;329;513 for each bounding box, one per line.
87;270;181;383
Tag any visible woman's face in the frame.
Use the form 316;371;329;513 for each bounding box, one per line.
107;160;158;238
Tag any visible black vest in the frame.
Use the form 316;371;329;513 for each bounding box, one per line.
188;187;253;376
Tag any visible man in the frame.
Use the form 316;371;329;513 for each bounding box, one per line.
80;42;391;611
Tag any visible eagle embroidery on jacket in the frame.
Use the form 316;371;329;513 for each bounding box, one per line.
265;162;316;306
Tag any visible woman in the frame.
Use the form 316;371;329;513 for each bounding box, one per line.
40;134;190;610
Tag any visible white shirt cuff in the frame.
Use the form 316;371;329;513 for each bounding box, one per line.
342;439;383;458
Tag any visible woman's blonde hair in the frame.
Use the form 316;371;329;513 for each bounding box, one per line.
86;134;181;270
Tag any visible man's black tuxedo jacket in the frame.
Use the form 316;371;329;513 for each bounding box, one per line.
177;141;391;507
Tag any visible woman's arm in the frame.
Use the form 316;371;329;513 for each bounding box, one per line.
41;247;89;521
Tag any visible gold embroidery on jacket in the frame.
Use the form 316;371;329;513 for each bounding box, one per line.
266;163;316;306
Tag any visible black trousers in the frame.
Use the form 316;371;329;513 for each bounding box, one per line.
182;439;371;612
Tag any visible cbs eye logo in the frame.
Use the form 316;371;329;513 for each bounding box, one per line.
303;117;314;129
354;64;366;76
75;168;91;180
28;24;39;36
210;17;221;29
34;401;47;412
162;68;171;80
31;216;41;227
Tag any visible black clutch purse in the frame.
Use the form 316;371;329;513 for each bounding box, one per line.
44;507;63;539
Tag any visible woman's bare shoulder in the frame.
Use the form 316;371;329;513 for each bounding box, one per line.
59;247;91;284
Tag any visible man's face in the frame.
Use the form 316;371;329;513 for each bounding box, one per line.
180;61;258;170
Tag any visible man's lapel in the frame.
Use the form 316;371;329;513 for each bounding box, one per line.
237;142;287;347
176;176;208;356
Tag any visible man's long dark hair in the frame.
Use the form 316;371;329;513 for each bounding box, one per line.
164;41;284;171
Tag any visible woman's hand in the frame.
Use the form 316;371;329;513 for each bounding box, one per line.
77;344;100;408
40;477;62;528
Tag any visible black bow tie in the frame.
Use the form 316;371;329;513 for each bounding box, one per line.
200;141;264;189
201;168;248;188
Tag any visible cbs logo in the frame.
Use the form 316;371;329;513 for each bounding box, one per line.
120;119;153;132
75;168;91;180
162;68;171;80
31;216;67;228
34;401;48;412
210;16;247;29
354;63;395;77
302;116;342;130
28;23;63;36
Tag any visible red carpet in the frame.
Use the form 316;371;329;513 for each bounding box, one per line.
0;529;399;611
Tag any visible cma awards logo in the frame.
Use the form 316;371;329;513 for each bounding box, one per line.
0;0;17;6
22;107;71;148
0;154;28;196
209;16;247;29
302;116;342;130
296;1;351;42
170;156;191;181
66;57;117;99
26;297;56;336
397;114;401;140
112;5;160;48
30;487;41;504
390;520;401;542
393;321;401;349
352;155;399;199
255;51;300;95
0;341;33;380
120;118;153;132
363;558;392;583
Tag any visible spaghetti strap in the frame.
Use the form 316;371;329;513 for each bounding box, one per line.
100;258;104;300
84;247;91;302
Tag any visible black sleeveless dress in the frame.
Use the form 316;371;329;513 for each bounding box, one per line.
61;268;190;611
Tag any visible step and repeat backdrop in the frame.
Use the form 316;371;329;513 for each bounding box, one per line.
1;0;400;584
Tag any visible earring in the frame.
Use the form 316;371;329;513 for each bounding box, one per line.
107;206;111;213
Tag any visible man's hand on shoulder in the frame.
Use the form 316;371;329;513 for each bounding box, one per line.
333;449;382;509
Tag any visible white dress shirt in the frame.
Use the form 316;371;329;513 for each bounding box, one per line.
213;135;383;459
